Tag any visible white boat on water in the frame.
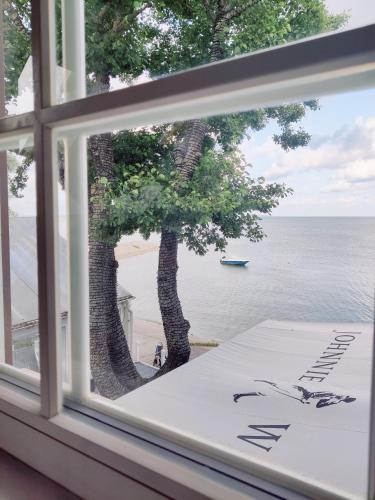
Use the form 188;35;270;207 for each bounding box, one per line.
220;256;249;266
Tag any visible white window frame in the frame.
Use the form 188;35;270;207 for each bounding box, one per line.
0;1;375;498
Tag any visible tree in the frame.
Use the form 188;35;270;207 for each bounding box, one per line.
99;133;292;371
3;0;346;398
98;0;345;381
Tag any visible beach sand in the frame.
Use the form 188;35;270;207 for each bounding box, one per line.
115;240;159;260
134;318;219;365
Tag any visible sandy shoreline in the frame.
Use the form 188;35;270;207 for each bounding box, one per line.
115;240;159;260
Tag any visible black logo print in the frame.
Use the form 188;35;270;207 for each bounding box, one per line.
233;380;356;408
238;424;291;452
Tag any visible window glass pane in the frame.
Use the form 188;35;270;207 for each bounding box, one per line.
0;138;40;383
56;139;71;387
55;0;375;103
59;87;375;498
1;1;33;116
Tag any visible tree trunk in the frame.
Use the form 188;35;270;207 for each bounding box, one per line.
88;92;213;391
157;230;190;373
88;111;141;397
172;120;212;179
156;120;210;370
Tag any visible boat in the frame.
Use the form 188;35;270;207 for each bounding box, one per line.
220;256;249;266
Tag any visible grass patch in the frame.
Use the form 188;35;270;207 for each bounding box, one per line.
189;341;219;347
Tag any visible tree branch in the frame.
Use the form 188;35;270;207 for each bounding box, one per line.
222;0;262;24
112;3;152;33
211;0;262;62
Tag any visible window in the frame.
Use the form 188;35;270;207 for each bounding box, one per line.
57;94;375;499
55;1;375;102
1;1;375;499
3;143;40;380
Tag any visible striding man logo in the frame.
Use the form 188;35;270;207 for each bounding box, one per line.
233;380;356;409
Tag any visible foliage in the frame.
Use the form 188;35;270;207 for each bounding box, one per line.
2;0;31;101
5;0;347;249
8;149;33;197
94;0;346;254
84;0;158;86
145;0;346;74
99;145;292;254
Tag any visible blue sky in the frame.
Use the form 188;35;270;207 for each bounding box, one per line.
242;89;375;216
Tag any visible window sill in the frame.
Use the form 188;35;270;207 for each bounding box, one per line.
0;448;78;500
0;380;304;500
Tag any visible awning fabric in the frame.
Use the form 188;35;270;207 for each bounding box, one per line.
116;320;372;499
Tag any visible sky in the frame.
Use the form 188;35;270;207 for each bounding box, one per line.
325;0;375;29
8;0;375;218
242;89;375;217
240;0;375;216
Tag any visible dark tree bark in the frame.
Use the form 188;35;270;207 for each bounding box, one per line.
89;132;142;397
87;78;142;397
88;118;213;390
157;120;210;370
157;230;190;372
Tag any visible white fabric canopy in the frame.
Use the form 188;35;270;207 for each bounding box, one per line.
116;320;372;499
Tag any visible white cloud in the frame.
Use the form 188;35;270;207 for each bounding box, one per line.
324;179;352;193
335;195;359;207
337;158;375;183
252;118;375;195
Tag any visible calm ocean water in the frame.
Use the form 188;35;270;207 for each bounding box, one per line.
117;217;375;341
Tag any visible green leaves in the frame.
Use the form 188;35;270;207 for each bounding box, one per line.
3;0;32;101
6;0;347;255
98;145;292;253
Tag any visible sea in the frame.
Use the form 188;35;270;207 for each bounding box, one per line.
117;217;375;342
